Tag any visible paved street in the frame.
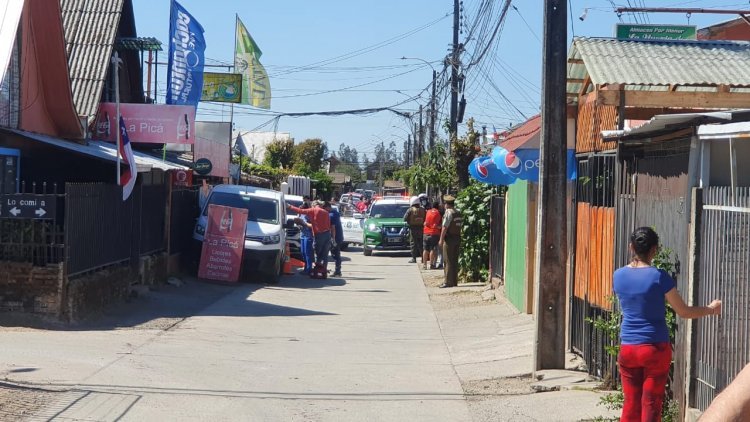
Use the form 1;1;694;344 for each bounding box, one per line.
0;249;614;421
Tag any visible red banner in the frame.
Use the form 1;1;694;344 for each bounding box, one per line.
94;103;196;144
198;205;247;282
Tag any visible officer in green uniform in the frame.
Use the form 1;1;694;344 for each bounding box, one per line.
438;195;461;288
403;196;426;264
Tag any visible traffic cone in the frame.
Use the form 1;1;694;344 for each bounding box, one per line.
283;243;294;275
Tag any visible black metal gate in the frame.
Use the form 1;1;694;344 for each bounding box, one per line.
489;195;505;279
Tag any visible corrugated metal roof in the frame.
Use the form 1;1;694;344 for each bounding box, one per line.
567;38;750;99
60;0;124;120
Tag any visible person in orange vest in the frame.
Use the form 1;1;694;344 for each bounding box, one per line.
422;200;442;271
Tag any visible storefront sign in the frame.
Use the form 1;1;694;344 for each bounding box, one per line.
201;73;242;103
0;194;57;219
94;103;196;144
169;169;193;188
198;205;247;282
195;158;213;175
615;24;696;40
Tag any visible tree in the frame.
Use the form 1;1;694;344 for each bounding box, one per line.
264;138;295;169
337;144;359;165
452;118;481;189
292;138;328;175
336;163;363;185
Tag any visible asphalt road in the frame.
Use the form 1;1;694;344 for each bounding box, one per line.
0;248;474;421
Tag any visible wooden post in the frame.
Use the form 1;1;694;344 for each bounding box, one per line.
533;0;568;371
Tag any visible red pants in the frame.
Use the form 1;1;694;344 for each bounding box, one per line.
618;342;672;422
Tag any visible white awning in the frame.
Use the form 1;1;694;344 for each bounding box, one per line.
697;121;750;140
7;129;190;172
602;109;750;141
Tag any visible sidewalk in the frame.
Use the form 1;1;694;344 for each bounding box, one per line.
420;266;619;422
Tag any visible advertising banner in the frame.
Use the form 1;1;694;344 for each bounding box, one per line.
195;121;231;178
615;24;696;40
201;73;242;103
169;169;193;188
166;0;206;106
198;205;247;282
235;17;271;109
95;103;195;144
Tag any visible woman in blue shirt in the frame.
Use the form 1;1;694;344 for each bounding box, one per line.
294;203;314;274
614;227;721;422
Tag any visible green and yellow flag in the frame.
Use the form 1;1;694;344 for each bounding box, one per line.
234;16;271;109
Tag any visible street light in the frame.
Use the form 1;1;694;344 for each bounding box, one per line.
400;57;438;152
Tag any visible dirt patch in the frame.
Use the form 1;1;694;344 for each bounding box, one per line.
0;383;61;421
462;376;535;398
419;266;495;310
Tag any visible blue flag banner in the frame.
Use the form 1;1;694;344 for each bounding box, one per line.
491;147;577;182
468;155;516;186
166;0;206;106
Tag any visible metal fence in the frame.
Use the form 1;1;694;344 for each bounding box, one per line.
0;182;64;266
489;195;505;279
64;183;168;276
692;186;750;411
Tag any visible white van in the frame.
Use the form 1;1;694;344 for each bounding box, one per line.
193;185;287;283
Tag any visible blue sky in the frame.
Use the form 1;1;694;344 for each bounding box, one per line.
133;0;743;162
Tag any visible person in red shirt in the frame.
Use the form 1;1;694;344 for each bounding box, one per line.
288;201;332;269
422;201;442;270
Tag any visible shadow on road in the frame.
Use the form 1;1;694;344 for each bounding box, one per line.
0;274;338;331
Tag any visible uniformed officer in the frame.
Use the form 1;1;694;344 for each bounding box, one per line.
403;196;426;264
438;195;461;288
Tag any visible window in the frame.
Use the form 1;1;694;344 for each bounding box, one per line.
369;203;409;218
0;33;20;128
206;192;279;224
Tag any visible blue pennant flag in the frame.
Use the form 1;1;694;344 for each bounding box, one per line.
166;0;206;106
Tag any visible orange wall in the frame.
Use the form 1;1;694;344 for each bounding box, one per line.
18;0;82;139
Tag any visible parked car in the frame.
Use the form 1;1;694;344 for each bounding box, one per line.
193;185;287;283
284;194;304;259
337;202;364;250
362;197;411;256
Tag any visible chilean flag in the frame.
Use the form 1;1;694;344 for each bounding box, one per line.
119;116;137;201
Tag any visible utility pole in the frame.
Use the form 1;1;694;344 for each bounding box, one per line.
533;0;568;371
449;0;461;149
379;141;384;192
418;105;424;162
430;69;437;150
112;52;121;186
406;135;412;167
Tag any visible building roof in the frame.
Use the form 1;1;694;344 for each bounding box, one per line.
601;109;750;141
60;0;125;119
383;180;404;189
499;115;540;151
328;172;350;185
7;128;189;171
567;37;750;101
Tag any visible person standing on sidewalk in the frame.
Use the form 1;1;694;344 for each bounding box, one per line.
326;202;343;277
288;200;332;271
404;196;426;264
438;196;461;288
614;227;721;422
422;201;442;270
294;202;314;274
